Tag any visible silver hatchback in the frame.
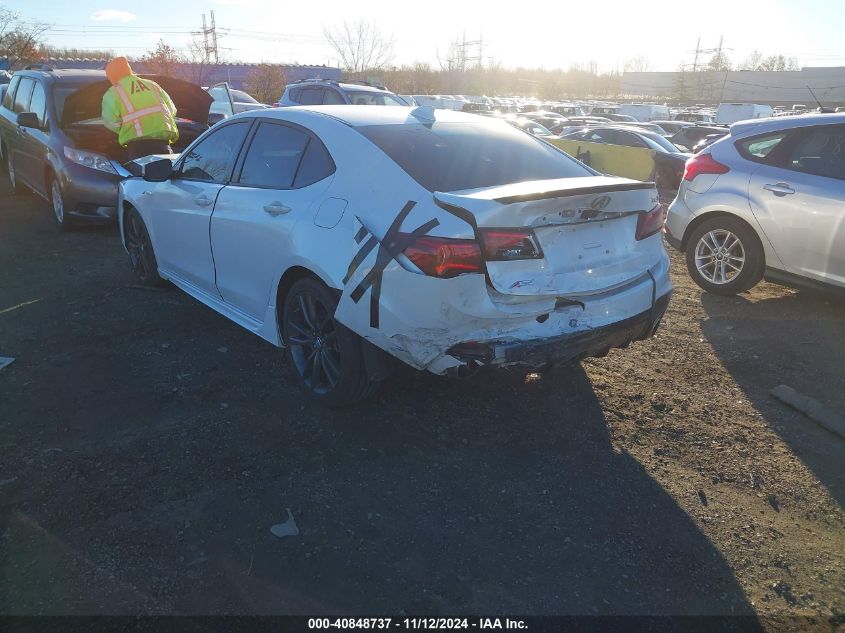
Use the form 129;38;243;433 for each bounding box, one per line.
665;114;845;295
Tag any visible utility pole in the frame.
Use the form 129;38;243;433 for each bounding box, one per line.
198;11;219;64
210;10;219;63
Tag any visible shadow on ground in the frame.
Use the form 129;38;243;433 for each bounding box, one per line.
700;289;845;508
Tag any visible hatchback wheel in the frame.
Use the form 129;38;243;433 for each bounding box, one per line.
282;277;381;406
685;216;764;295
124;208;164;286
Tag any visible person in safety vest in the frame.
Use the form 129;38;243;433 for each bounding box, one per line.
101;57;179;160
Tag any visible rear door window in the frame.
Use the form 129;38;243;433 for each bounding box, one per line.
323;89;345;105
298;88;324;105
294;135;336;187
2;75;19;110
238;122;309;188
13;78;34;114
177;121;250;183
783;125;845;180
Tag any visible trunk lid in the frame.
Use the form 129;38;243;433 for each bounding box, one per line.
435;176;662;296
61;75;213;128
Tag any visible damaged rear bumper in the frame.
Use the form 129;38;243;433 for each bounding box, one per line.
448;292;671;370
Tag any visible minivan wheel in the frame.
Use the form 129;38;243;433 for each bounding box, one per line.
49;176;73;230
124;207;164;286
281;277;382;406
685;216;764;295
7;151;24;194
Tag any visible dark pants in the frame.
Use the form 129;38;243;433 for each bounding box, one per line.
125;139;172;160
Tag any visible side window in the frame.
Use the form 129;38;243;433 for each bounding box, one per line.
13;78;34;114
294;135;336;187
287;87;301;102
784;126;845;180
298;88;324;106
323;89;345;105
737;131;788;163
178;121;250;183
28;81;47;127
239;122;309;188
2;75;20;110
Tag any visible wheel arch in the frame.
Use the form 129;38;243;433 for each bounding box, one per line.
274;265;339;325
681;210;765;259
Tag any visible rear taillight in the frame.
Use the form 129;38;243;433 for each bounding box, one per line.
478;228;543;261
636;204;666;240
682;152;729;181
402;234;483;278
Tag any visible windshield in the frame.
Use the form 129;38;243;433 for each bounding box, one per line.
54;84;96;123
346;90;406;106
231;89;258;103
357;121;591;192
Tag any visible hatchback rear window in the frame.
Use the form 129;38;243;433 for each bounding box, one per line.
357;121;592;192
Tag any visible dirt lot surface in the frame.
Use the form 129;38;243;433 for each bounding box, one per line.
0;180;843;630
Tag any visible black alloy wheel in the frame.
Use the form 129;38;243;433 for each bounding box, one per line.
124;208;164;286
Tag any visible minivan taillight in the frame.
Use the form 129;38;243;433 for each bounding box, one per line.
403;234;483;278
636;204;666;240
478;228;543;261
683;153;729;181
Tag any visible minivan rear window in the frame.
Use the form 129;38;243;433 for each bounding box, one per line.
357;121;592;192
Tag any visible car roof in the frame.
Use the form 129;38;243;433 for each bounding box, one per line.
14;68;106;84
242;105;493;127
730;112;845;137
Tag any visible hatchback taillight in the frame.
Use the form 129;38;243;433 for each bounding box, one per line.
636;204;666;240
683;152;729;181
402;234;483;278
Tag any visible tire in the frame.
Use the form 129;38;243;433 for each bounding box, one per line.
48;175;74;231
124;207;165;286
685;216;764;295
6;148;25;195
281;277;382;406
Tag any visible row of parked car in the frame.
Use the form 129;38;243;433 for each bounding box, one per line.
1;69;841;406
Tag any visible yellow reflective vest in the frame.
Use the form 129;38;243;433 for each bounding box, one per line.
101;75;179;146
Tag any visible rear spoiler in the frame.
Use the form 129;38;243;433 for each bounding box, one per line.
492;181;654;204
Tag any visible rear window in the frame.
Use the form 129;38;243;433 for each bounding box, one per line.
357;121;592;192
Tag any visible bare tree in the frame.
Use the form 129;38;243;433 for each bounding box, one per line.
183;35;215;86
758;54;799;71
740;50;764;71
323;20;394;75
707;51;732;72
0;7;48;70
140;39;183;78
624;55;651;73
245;63;286;104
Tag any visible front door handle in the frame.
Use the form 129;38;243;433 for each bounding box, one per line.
194;194;214;207
264;202;292;216
763;182;795;196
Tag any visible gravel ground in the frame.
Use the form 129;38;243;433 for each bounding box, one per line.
0;181;842;630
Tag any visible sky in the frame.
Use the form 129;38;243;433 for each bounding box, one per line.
5;0;845;72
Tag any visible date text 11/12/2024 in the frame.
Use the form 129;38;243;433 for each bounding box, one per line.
307;618;528;630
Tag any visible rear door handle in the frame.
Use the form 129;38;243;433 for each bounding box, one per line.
194;194;214;207
264;202;291;216
763;182;795;196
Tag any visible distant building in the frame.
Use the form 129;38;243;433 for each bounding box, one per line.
1;58;341;92
622;67;845;107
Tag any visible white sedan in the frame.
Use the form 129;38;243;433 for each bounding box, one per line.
119;106;672;405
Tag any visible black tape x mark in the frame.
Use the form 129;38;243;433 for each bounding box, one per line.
343;200;440;329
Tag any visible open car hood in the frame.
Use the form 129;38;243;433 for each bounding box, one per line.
61;75;213;128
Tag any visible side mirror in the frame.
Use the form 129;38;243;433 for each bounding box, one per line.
142;158;173;182
17;112;40;129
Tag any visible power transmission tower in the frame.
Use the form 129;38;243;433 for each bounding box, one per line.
199;10;219;64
